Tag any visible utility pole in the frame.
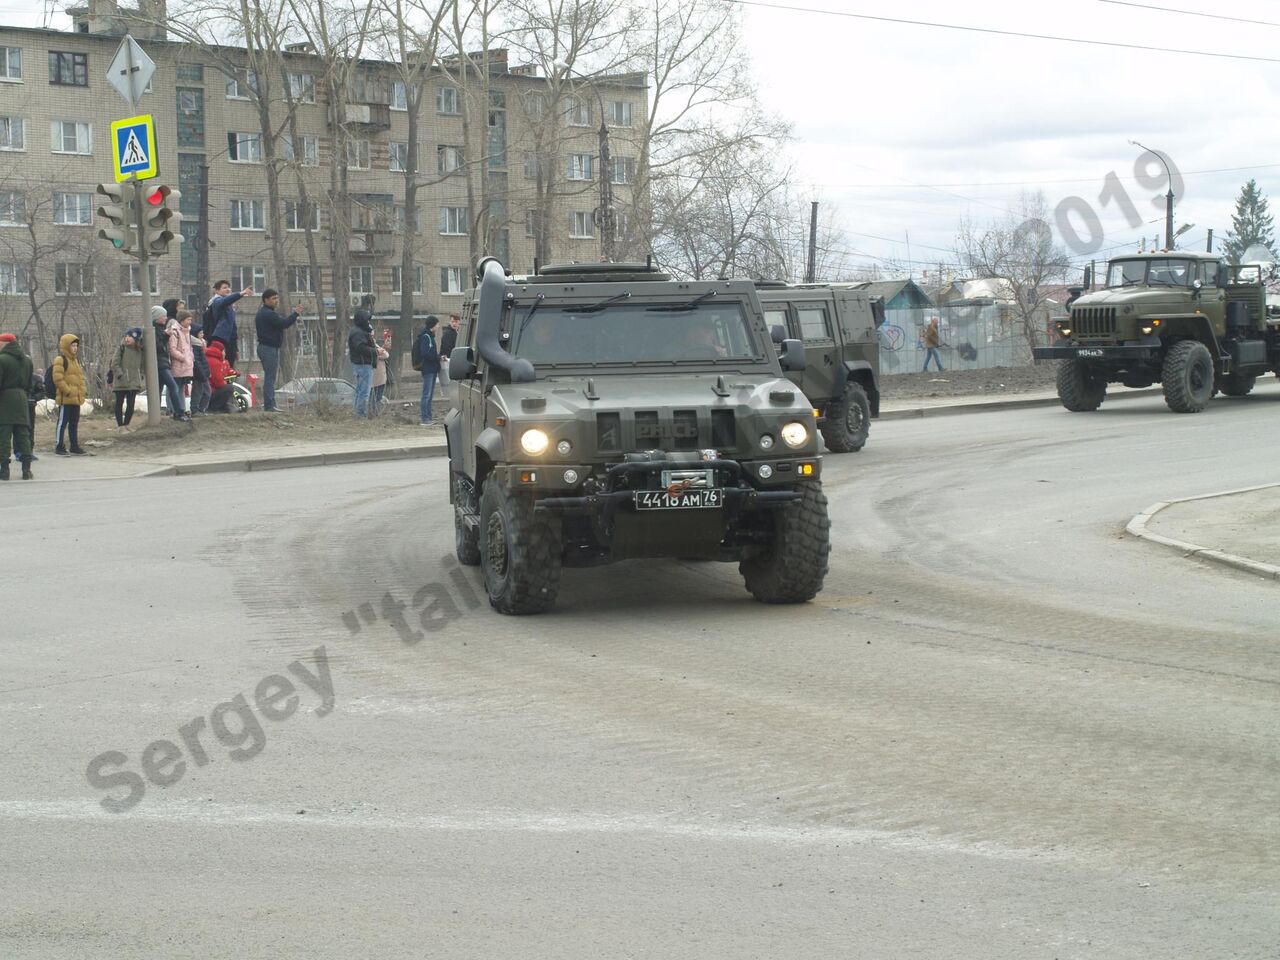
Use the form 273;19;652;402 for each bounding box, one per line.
597;107;614;261
1207;229;1214;253
1130;139;1174;250
196;160;210;304
134;177;161;425
805;201;818;283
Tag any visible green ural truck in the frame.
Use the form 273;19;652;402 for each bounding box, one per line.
1033;250;1280;413
444;258;831;615
755;283;883;452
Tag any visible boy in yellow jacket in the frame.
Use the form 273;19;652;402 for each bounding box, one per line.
53;333;88;455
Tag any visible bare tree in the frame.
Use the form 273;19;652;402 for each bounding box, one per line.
956;191;1072;359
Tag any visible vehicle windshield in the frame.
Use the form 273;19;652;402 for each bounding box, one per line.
1106;260;1147;287
1145;258;1194;286
508;301;763;365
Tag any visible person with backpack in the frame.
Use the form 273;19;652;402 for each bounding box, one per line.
152;305;186;421
51;333;87;455
254;289;300;413
189;321;211;416
348;309;377;418
109;327;146;430
0;332;35;479
207;280;252;367
411;315;441;426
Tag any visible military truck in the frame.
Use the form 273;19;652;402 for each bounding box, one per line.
444;258;831;615
1033;250;1280;413
755;282;884;452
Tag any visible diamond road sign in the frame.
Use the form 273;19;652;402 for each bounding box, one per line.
106;35;155;107
111;114;158;183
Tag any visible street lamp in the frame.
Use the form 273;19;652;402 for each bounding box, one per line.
1129;139;1174;250
554;60;615;261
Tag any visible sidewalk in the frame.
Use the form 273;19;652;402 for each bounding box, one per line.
879;385;1160;418
1130;484;1280;581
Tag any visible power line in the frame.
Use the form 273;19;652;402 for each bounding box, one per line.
1096;0;1280;28
721;0;1280;63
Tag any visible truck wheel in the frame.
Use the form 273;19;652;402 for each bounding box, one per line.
1056;359;1106;411
453;474;481;566
1162;340;1214;413
739;481;830;604
1217;372;1256;397
820;384;870;453
479;481;562;614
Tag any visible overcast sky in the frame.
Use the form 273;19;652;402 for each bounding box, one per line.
735;0;1280;278
4;0;1277;278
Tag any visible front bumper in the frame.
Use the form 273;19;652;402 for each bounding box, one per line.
1033;344;1159;361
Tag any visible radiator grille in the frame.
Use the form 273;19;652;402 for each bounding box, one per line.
1070;306;1117;339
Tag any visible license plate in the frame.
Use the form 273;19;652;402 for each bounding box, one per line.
1076;348;1105;357
634;489;724;510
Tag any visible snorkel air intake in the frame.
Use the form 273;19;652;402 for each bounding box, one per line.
475;256;535;383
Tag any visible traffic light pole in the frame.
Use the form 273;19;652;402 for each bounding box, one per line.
133;177;162;426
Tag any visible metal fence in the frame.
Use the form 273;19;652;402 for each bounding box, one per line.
877;302;1063;374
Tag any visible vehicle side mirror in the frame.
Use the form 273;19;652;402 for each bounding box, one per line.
1083;265;1093;289
449;345;476;380
1217;263;1231;287
770;324;787;345
779;338;806;372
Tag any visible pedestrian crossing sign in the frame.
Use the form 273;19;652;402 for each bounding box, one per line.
111;114;158;183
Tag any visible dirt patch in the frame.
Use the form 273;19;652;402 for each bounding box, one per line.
881;364;1058;401
34;397;436;458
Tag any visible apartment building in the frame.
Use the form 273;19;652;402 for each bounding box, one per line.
0;7;647;367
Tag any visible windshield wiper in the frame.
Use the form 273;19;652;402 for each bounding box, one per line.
565;292;631;313
646;290;718;312
514;293;545;349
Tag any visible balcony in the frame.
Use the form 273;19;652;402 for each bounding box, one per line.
339;102;392;131
349;231;396;257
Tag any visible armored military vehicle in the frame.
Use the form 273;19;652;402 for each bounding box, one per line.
1033;250;1279;413
756;283;883;452
444;258;831;615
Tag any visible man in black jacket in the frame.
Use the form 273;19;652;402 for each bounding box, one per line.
254;289;300;412
436;313;459;396
348;309;377;418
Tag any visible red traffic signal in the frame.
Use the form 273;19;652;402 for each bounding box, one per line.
145;185;172;206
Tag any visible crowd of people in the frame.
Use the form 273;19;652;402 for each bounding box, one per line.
0;281;463;478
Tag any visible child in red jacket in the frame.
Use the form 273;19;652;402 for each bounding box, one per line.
205;340;240;413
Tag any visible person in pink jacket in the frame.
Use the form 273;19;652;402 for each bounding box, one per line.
167;310;196;418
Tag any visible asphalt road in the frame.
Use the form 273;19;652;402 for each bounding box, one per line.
3;384;1279;959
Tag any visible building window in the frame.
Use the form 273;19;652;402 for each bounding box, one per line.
287;72;315;103
1;47;21;81
282;134;319;166
436;86;459;115
522;153;545;181
610;156;635;185
225;70;257;99
525;210;544;239
614;210;632;241
564;97;591;126
288;265;316;294
0;116;23;151
283;199;319;232
232;265;265;291
349;265;373;295
176;88;205;148
567;153;593;181
391;265;424;295
436;144;463;175
440;266;465;295
391;80;408;111
55;262;93;294
48;51;87;86
607;101;633;126
229;198;265;230
439;206;468;236
121;263;160;295
53;192;92;226
50;120;91;155
175;63;204;82
346;139;370;170
0;263;29;295
0;191;24;225
570;211;594;239
389;141;409;173
227;131;262;163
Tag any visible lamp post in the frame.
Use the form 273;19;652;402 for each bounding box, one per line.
555;61;614;261
1129;139;1174;250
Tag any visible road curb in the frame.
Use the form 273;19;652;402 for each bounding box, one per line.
137;442;449;477
880;386;1162;420
1127;483;1280;581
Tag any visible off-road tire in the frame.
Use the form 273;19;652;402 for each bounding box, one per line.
1162;340;1214;413
1217;371;1256;397
1056;359;1106;412
739;481;831;603
820;383;870;453
479;481;562;614
453;473;481;566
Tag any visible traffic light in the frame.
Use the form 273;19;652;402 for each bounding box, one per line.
140;185;183;256
96;183;136;253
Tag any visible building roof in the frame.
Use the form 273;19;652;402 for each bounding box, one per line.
849;278;934;307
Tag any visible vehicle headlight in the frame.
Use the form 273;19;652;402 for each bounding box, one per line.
780;422;808;448
1058;324;1072;337
556;439;573;456
520;428;549;456
759;433;775;450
